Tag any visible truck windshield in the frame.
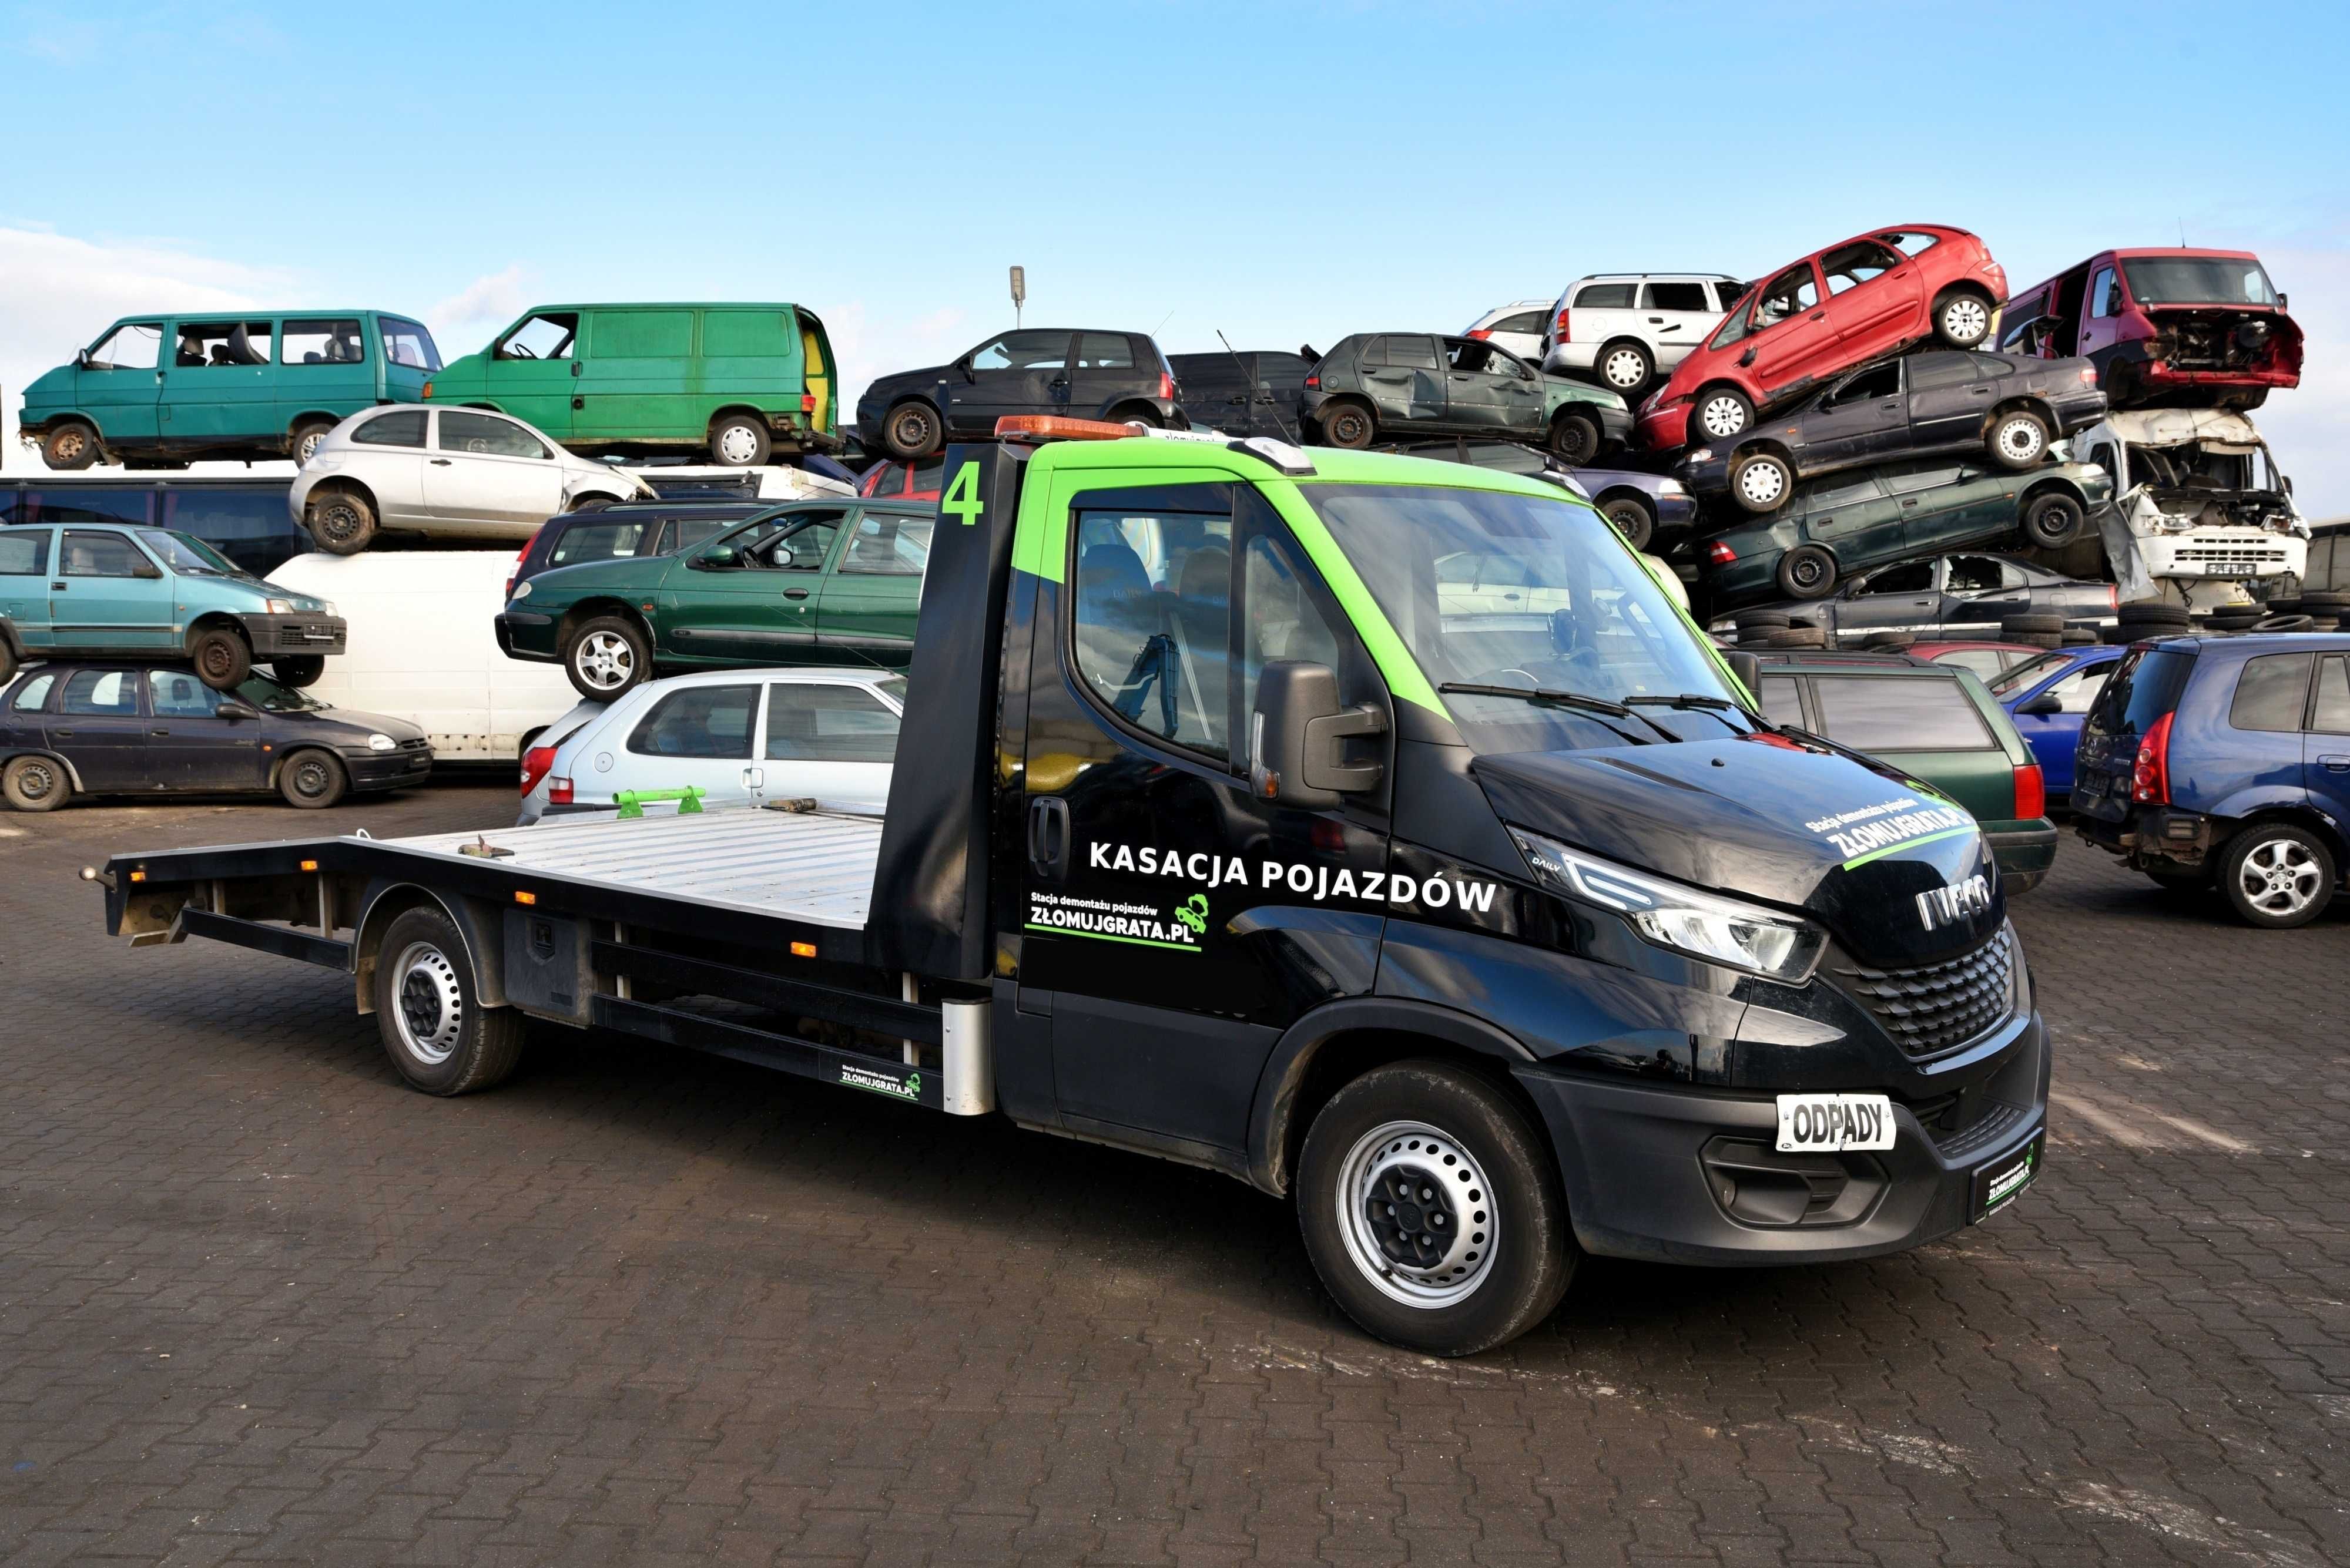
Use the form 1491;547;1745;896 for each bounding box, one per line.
1302;482;1739;755
2117;257;2277;307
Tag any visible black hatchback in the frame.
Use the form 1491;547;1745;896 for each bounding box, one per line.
0;662;430;812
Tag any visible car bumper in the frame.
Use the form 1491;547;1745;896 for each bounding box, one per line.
342;748;434;791
1541;343;1595;376
1677;452;1732;495
1513;1010;2049;1265
1707;551;1780;601
2073;802;2218;867
1635;402;1690;451
242;613;347;658
495;612;560;662
1591;404;1635;446
1984;820;2059;883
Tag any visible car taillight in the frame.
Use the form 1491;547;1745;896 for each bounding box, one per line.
2131;711;2174;805
548;776;574;805
2013;761;2045;821
1708;540;1737;565
801;392;816;412
508;525;545;599
520;745;558;795
1157;371;1174;401
1467;328;1491;340
1554;308;1570;339
2107;585;2118;612
2080;366;2098;385
421;380;434;398
1304;373;1320;389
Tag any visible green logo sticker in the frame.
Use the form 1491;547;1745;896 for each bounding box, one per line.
1174;893;1209;936
943;461;984;527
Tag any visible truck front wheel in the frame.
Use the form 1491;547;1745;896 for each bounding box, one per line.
42;421;102;469
1296;1061;1576;1356
373;906;527;1095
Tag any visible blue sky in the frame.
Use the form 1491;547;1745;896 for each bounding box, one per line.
4;0;2346;506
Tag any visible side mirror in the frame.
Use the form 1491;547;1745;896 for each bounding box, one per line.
2018;693;2064;717
216;700;260;721
75;348;93;368
132;562;163;580
2277;291;2289;311
693;545;739;570
1249;660;1386;808
1739;347;1759;368
958;356;976;382
1724;650;1763;699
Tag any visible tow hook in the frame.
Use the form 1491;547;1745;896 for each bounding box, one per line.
79;866;115;892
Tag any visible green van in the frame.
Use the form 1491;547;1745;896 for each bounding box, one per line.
423;303;841;466
21;312;440;470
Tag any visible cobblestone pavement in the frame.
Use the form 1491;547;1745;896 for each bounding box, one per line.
2;780;2347;1566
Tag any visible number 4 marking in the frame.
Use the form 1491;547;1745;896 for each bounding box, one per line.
943;461;984;526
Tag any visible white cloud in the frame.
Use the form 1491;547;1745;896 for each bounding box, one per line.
2242;247;2350;524
823;300;969;423
427;264;530;347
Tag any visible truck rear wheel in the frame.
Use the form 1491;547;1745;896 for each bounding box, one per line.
1296;1061;1576;1357
373;906;527;1095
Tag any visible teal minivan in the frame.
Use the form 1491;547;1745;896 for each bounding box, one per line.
21;313;441;471
423;303;840;466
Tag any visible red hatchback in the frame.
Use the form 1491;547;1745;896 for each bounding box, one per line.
1635;225;2007;452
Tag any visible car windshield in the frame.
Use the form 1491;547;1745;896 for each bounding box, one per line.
233;672;325;712
2117;257;2278;307
1302;482;1739;756
136;529;240;575
1988;650;2070;696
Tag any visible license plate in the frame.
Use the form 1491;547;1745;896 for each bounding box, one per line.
1971;1131;2044;1221
1775;1093;1895;1153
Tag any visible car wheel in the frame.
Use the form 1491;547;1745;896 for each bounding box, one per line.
372;906;528;1095
290;419;336;466
305;488;377;555
1988;409;2050;469
2217;822;2334;929
564;615;651;700
1776;544;1838;600
1114;405;1162;428
1546;410;1601;466
0;640;14;684
883;401;943;459
1600;496;1654;550
273;655;326;689
1295;1061;1577;1357
1935;292;1992;348
189;626;253;691
1596;340;1653;396
710;414;771;466
2;754;69;812
42;421;101;470
277;747;347;809
1693;387;1754;442
1729;451;1794;513
2022;492;2084;550
1321;401;1376;449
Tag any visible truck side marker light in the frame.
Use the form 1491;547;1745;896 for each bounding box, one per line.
299;859;319;872
129;870;146;883
514;891;537;906
790;941;817;958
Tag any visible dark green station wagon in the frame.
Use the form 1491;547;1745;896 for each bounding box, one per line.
496;499;936;699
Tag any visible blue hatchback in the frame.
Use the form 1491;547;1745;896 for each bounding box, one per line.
1992;644;2124;800
2074;633;2350;927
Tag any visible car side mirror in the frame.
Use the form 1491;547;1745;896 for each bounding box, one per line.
693;545;739;570
1249;660;1386;808
75;348;92;368
1739;347;1759;368
132;562;163;580
2277;291;2289;311
2019;693;2063;717
216;700;259;721
958;356;976;382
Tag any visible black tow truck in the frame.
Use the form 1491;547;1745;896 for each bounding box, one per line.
90;418;2049;1355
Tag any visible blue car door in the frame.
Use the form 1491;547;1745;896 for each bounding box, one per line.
2008;652;2116;795
2307;654;2350;822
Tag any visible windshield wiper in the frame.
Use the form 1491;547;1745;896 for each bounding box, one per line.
1438;681;1675;744
1624;692;1768;736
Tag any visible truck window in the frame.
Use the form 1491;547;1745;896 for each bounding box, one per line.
1242;529;1343;720
627;684;757;759
281;318;367;365
1070;505;1233;758
380;317;442;371
175;321;273;367
2089;267;2120;318
2230;653;2314;734
763;683;900;764
88;322;162;370
1813;676;1992;751
499;313;578;361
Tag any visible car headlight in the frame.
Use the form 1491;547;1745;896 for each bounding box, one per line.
1509;827;1824;982
1684;448;1713;465
511;579;532;600
1657;479;1688;496
367;734;396;752
264;598;296;615
322;601;337;617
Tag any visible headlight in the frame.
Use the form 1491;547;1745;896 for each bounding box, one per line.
1657;479;1687;496
1509;827;1824;982
264;597;295;615
1684;448;1713;465
322;601;337;617
511;579;532;600
367;733;396;752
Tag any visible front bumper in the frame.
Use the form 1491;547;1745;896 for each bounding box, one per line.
342;746;433;791
1635;401;1691;451
242;613;347;657
1516;1009;2049;1266
1677;452;1732;496
494;611;559;663
1589;403;1635;446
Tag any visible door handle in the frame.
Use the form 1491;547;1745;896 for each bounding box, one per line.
2322;756;2350;772
1647;317;1664;324
150;728;170;737
1027;795;1070;879
1967;386;1992;397
1809;311;1826;321
783;587;809;600
52;729;73;738
570;361;581;377
52;582;67;590
1901;498;1920;507
430;458;452;466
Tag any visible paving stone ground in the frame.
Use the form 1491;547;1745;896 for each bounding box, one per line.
2;779;2346;1566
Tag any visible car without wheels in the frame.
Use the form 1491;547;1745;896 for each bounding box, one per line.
2000;249;2299;410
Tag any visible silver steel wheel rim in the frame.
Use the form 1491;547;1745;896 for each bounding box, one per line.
716;424;760;464
1791;555;1826;589
2238;838;2321;916
575;630;634;690
1605;503;1645;540
1335;1119;1498;1308
315;502;359;542
1944;298;1987;341
14;761;56;800
1700;397;1745;438
297;433;322;464
1998;419;2042;461
1738;462;1786;507
392;940;464;1065
1603;348;1646;387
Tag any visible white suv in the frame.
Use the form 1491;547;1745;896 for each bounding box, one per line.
1460;300;1553;361
1540;274;1748;398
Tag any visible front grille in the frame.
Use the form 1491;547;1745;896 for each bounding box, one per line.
397;738;429;753
276;622;343;648
1835;928;2016;1058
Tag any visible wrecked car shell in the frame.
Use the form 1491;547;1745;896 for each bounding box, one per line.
2075;409;2308;584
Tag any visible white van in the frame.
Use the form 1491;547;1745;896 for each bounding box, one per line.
2076;410;2308;586
266;549;579;762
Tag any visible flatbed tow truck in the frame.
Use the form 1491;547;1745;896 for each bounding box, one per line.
90;418;2049;1354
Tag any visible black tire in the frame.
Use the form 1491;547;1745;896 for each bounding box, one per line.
290;419;336;466
41;421;100;470
1599;496;1654;550
1988;409;2051;471
2265;596;2305;615
1546;409;1601;466
274;655;326;688
1762;627;1826;648
2;754;69;812
371;906;528;1095
188;625;253;691
1691;386;1755;445
2252;614;2315;634
2062;628;2096;644
709;413;771;466
1320;401;1377;450
564;614;652;700
1776;545;1837;600
1112;405;1162;429
1594;340;1654;397
882;401;943;460
1736;610;1793;631
2002;612;2064;634
1933;291;1993;348
304;487;377;555
2215;822;2335;929
2118;604;2190;628
1295;1061;1576;1357
0;640;14;683
1728;450;1794;513
1862;631;1916;649
277;747;347;809
2299;590;2349;610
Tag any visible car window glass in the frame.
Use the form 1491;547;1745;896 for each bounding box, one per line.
2088;268;2119;318
1243;529;1345;743
1853;561;1934;596
1753;264;1821;327
763;683;902;764
2045;665;2111;714
755;515;840;570
1447;338;1510;374
438;410;549;459
1831;362;1901;404
1947;649;2015;681
501;312;578;360
11;673;56;711
1908;355;1979;391
281;318;366;366
1967;353;2016;378
2120;257;2277;307
136;530;236;573
1878;231;1943;258
2230;652;2313;733
839;513;931;576
1880;462;1964;496
1946;555;2002;592
62;530;150;577
1383;335;1441;370
1758;675;1805;727
549;519;656;566
971;331;1067;371
1573;283;1637;310
1075;334;1134;369
1819;241;1904;295
174;321;273;368
672;516;736;552
0;531;49;575
7;488;152;525
1642;282;1710;313
2314;657;2350;734
61;668;139;716
1493;310;1546;334
1813;677;1992;750
89;322;162;370
1711;280;1753;312
233;672;322;712
1987;650;2066;693
626;684;757;760
380;317;441;371
147;669;220;718
1071;503;1233;758
352;408;427;448
1807;472;1886;509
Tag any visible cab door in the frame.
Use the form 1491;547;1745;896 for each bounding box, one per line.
478;311;581;439
53;530;174;649
1016;476;1390;1158
76;321;167;446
